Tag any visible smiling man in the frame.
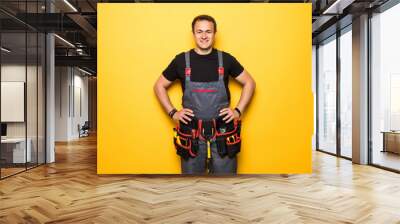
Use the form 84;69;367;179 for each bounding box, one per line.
154;15;256;174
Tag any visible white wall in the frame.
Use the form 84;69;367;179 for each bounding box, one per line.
72;72;89;138
55;66;70;141
55;67;89;141
1;65;39;138
1;65;26;134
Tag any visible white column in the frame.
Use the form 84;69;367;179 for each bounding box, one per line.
352;14;369;164
45;1;55;163
46;33;55;163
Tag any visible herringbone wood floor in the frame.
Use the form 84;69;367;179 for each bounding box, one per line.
1;134;400;224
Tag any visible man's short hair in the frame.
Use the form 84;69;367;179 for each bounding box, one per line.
191;15;217;33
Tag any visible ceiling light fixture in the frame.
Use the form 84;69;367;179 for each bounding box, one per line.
1;47;11;53
63;0;78;12
78;67;93;76
54;34;75;48
322;0;355;15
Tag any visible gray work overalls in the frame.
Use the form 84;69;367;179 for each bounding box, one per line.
180;50;237;174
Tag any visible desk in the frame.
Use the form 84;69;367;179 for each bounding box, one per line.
381;131;400;154
1;138;31;163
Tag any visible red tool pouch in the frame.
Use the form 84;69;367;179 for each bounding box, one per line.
215;119;242;158
173;122;199;160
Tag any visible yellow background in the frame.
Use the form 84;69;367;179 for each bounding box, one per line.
98;3;313;174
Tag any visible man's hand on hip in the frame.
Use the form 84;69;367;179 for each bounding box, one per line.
219;108;240;123
173;108;194;124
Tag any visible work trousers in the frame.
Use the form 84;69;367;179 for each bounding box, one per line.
181;139;237;174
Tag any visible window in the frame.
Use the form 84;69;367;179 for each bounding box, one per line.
371;2;400;171
317;36;337;154
340;28;352;158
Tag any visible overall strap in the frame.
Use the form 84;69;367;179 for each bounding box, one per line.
217;50;224;80
184;51;191;82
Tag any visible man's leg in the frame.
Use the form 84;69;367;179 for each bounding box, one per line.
209;140;237;174
181;139;207;174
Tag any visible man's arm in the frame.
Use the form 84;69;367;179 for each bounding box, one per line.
153;75;175;114
153;75;194;124
234;69;256;113
219;69;256;122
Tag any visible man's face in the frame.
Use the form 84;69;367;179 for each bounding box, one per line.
193;20;215;50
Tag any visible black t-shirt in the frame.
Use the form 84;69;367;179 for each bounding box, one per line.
162;48;244;101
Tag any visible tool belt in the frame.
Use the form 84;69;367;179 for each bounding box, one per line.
173;116;241;160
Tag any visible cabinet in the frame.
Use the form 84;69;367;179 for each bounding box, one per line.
382;132;400;154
